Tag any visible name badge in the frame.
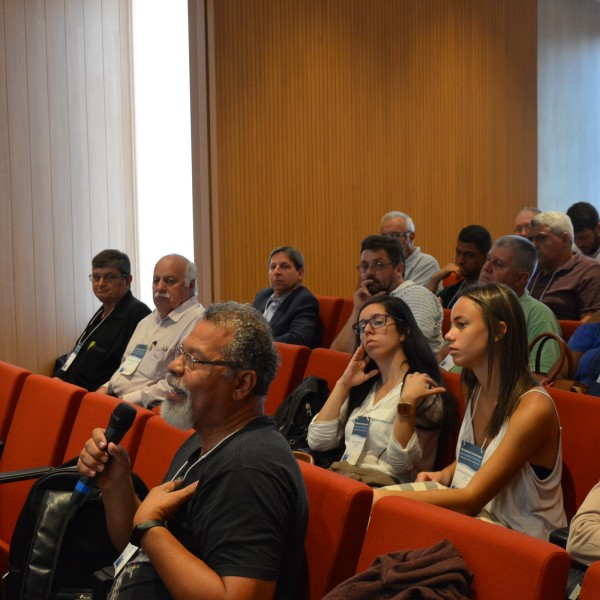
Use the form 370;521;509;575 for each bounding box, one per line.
61;343;83;372
114;543;138;576
118;344;148;375
451;440;484;489
439;352;455;371
342;416;370;466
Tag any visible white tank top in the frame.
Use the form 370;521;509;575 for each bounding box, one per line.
454;388;567;539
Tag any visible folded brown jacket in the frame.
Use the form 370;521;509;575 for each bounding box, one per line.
322;538;473;599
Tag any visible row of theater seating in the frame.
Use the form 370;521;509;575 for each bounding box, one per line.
1;352;599;598
268;342;600;521
316;294;583;348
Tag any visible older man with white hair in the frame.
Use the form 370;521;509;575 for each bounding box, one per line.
527;211;600;321
99;254;204;407
379;211;439;286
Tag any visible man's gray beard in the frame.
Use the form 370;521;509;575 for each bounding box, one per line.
162;374;194;430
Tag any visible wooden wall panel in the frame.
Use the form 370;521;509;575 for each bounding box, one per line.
198;0;538;304
0;0;136;373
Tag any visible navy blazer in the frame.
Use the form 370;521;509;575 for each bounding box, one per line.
252;286;321;348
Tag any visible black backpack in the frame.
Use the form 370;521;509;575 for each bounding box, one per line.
274;375;329;450
3;465;148;600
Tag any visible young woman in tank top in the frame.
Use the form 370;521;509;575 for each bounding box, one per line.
374;282;567;539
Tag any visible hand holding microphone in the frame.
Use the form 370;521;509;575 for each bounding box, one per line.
71;402;137;510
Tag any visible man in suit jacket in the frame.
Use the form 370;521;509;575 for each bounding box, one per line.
252;246;321;348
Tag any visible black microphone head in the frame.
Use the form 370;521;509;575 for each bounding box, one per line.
108;402;137;435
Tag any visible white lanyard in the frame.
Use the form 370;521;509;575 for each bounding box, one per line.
171;427;244;482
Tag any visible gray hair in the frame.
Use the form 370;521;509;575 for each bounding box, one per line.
381;211;415;233
161;254;198;293
494;235;538;275
531;211;574;243
517;206;541;216
203;302;279;396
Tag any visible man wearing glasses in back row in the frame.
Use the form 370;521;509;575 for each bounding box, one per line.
379;211;440;287
53;249;151;391
330;235;443;354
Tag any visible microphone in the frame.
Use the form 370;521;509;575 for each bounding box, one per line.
68;402;137;510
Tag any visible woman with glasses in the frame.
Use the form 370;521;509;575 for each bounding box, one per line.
307;295;455;486
373;283;567;540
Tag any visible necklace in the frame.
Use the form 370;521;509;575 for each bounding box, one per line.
376;361;409;399
447;279;467;307
527;269;558;302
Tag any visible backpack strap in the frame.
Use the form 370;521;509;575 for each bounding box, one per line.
276;378;312;438
19;490;73;600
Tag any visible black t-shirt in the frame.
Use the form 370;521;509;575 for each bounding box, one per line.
108;416;308;600
437;280;467;309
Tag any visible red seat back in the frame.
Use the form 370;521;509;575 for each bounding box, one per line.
132;417;194;490
546;386;600;520
359;497;570;600
314;296;344;348
558;319;582;342
434;371;465;470
303;348;351;393
264;343;311;416
62;392;155;465
443;272;460;288
0;375;85;573
0;361;30;442
334;298;354;341
442;307;452;336
297;461;372;599
580;560;600;600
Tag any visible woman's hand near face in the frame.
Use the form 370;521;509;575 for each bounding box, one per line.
339;345;380;389
313;346;379;423
400;372;446;408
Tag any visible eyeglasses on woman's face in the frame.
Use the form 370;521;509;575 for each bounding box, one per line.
352;313;403;336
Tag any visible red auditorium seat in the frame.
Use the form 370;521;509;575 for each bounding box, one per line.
131;416;194;490
546;386;600;520
297;461;372;600
0;375;85;575
580;560;600;600
62;391;154;466
0;361;30;445
358;496;570;600
314;295;344;348
264;343;311;415
303;347;351;393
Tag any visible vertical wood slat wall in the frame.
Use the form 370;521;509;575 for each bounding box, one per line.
196;0;538;304
0;0;136;373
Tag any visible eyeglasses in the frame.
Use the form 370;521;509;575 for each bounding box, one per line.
174;344;244;371
356;261;394;274
514;225;531;234
89;273;128;283
352;314;404;336
386;232;412;240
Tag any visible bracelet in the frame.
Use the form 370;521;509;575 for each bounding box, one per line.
130;519;167;547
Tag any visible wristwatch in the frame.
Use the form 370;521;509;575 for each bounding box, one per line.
130;520;167;547
397;402;416;418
